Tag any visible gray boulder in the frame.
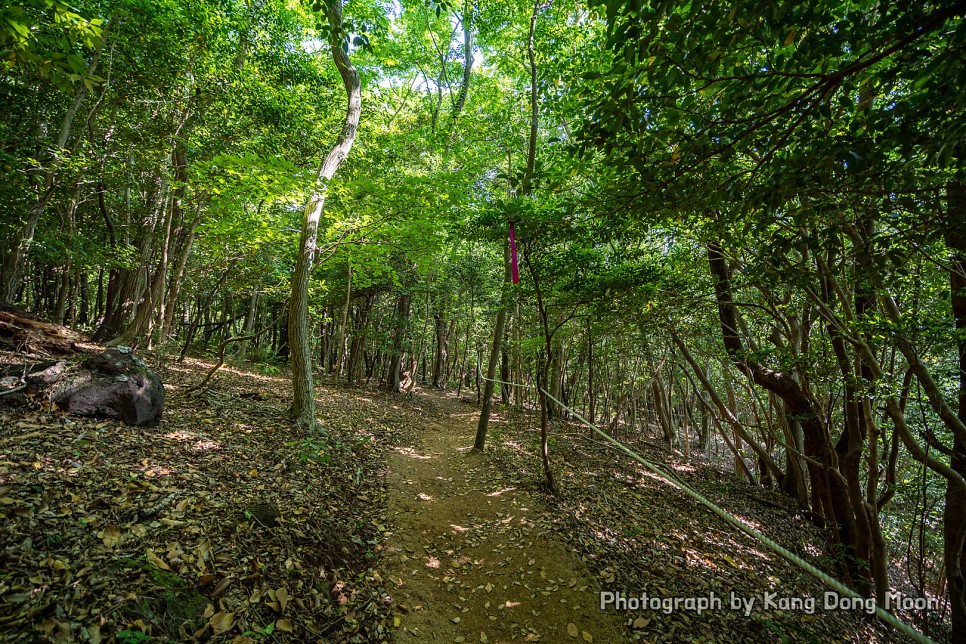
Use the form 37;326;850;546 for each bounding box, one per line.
52;348;164;426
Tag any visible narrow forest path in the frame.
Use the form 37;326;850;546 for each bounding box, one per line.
382;393;628;643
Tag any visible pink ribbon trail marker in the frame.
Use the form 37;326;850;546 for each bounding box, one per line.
509;223;520;284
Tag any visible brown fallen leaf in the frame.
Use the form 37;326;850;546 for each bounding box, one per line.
632;616;650;629
102;525;121;548
276;619;294;632
275;587;290;612
210;611;234;635
212;577;233;597
146;548;172;572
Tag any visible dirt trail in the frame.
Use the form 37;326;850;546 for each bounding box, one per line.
383;393;628;643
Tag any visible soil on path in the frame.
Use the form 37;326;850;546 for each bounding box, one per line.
383;393;628;643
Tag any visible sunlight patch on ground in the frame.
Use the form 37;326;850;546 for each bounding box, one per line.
164;431;196;441
394;446;432;459
670;463;695;473
163;430;220;450
486;487;516;497
500;439;526;455
141;464;175;477
450;524;469;533
163;359;288;385
683;547;719;569
741;546;772;562
730;514;763;531
637;469;672;486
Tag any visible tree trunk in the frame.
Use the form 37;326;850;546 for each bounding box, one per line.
588;321;595;425
524;244;556;493
334;262;352;383
288;0;361;429
237;288;259;362
386;293;410;392
160;207;201;343
451;0;474;121
474;244;510;451
116;149;188;347
944;180;966;638
433;308;446;387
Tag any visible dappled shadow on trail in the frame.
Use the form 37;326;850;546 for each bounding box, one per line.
383;392;627;643
380;390;927;643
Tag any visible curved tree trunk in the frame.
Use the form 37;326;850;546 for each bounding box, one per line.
288;0;361;430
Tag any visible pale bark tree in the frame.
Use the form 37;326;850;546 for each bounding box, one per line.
475;0;544;451
288;0;361;429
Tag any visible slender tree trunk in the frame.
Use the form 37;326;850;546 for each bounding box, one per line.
334;262;352;384
386;292;412;392
289;0;361;429
237;288;259;362
451;0;474;121
944;180;966;637
474;244;510;451
433;308;447;387
588;321;595;426
160;208;201;342
671;330;770;483
476;0;543;454
524;245;556;493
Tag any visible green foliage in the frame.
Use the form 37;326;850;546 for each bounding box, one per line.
289;436;334;464
116;629;150;644
255;362;281;375
288;434;372;465
0;0;105;87
243;621;276;639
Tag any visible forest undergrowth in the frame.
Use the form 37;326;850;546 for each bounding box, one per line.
0;349;398;643
0;349;945;642
486;408;939;642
